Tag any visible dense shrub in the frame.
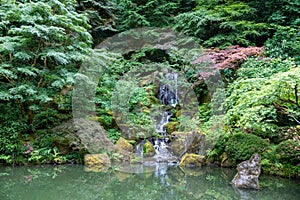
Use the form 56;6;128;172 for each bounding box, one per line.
224;133;269;162
226;67;300;138
174;1;270;47
275;139;300;165
265;26;300;63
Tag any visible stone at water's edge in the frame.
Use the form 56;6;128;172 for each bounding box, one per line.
179;153;206;168
231;154;261;190
113;137;134;163
170;131;205;157
220;152;234;167
116;137;133;152
84;154;111;172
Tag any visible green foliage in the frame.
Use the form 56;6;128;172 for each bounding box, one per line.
198;103;212;123
0;0;92;127
174;1;270;47
114;0;188;31
107;129;121;143
0;0;93;163
225;65;300;138
265;26;300;63
0;101;28;164
224;133;269;162
76;0;118;46
0;122;22;164
244;0;300;26
206;133;229;162
28;146;67;164
275;139;300;165
237;57;294;79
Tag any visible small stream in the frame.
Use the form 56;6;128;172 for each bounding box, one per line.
1;164;299;200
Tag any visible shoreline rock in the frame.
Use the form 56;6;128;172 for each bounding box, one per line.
231;154;261;190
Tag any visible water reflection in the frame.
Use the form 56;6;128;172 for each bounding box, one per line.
0;164;299;200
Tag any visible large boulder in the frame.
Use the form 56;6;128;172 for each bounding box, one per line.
84;153;111;172
179;153;206;168
231;154;261;190
170;131;205;158
114;137;134;163
51;119;82;154
51;119;115;154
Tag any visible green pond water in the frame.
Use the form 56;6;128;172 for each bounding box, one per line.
0;164;299;200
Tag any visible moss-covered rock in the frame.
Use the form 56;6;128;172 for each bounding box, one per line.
175;109;182;118
179;153;206;168
50;120;82;154
114;137;134;163
143;140;155;157
116;137;133;152
165;122;179;134
84;153;111;172
170;131;205;157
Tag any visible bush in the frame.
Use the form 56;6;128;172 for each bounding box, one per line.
275;139;300;165
264;26;300;63
225;133;269;163
225;67;300;138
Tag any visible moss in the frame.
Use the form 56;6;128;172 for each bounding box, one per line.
225;133;270;163
165;122;179;134
149;95;160;104
116;137;133;153
143;140;155;157
179;153;206;168
141;107;151;114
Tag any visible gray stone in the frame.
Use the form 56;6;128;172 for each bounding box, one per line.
170;131;205;158
231;154;261;190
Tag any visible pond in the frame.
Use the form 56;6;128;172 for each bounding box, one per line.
0;164;299;200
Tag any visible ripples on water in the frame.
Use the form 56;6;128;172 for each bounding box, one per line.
0;164;299;200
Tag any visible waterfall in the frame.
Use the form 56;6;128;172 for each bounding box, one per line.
156;111;172;136
158;72;179;107
154;72;178;160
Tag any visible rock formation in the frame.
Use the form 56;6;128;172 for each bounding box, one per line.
231;154;261;189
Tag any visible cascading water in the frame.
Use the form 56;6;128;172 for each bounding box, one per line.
153;72;178;161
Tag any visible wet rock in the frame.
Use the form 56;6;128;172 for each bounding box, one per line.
170;131;205;157
231;154;261;190
84;153;111;172
179;153;206;168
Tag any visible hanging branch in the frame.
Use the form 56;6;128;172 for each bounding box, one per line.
295;84;299;108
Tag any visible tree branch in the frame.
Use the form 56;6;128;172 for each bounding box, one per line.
295;84;299;107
